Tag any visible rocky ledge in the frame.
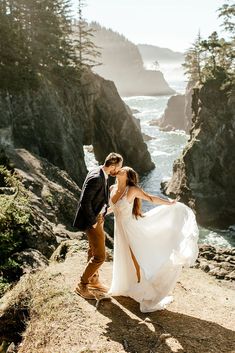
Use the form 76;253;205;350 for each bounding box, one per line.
196;244;235;280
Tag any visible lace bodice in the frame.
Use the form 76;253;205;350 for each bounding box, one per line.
110;186;134;219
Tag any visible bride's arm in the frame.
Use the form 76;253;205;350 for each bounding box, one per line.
130;186;176;205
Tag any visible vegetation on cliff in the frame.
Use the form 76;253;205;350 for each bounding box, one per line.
0;161;31;296
183;3;234;85
162;2;235;228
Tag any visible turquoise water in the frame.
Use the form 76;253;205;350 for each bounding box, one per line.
83;77;235;247
122;93;235;248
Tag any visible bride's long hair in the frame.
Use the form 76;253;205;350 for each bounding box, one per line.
123;167;144;219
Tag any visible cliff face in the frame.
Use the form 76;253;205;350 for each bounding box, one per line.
89;23;174;96
0;70;154;187
150;82;193;133
150;94;186;131
1;147;81;258
80;71;155;173
162;79;235;228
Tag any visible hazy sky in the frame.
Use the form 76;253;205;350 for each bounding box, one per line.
71;0;226;52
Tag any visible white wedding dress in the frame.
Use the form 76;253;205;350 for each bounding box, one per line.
109;187;199;313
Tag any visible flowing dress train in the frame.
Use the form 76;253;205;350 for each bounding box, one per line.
109;187;199;313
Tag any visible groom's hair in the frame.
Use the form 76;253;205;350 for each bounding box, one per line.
104;152;123;167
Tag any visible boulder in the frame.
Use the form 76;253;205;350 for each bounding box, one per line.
11;249;49;274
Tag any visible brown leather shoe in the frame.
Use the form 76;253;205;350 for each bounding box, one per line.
74;283;96;300
88;282;109;293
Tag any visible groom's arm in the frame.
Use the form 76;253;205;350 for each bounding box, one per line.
81;176;103;227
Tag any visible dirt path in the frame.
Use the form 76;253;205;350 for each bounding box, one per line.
4;243;235;353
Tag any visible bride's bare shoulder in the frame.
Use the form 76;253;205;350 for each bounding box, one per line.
127;185;139;195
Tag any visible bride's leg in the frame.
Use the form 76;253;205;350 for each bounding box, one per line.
129;247;141;283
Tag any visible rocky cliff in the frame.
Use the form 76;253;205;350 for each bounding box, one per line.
150;94;186;131
88;23;174;96
150;82;193;133
0;70;154;188
162;78;235;228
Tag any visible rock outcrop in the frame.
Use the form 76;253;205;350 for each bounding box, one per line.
150;82;194;133
196;244;235;280
0;69;154;188
150;94;186;131
2;147;82;258
162;78;235;228
89;23;175;97
81;71;155;172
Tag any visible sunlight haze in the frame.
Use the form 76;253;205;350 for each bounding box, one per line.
72;0;225;52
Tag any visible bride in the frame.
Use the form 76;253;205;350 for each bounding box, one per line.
109;166;199;313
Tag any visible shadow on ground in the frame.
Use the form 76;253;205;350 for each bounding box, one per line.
88;295;235;353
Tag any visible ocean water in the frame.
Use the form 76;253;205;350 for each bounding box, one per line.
123;91;235;248
83;78;235;248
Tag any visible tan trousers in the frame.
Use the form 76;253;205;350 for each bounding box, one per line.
81;214;106;285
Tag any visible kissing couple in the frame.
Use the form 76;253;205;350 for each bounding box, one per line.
73;152;198;313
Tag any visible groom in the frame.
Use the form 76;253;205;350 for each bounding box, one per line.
73;152;123;299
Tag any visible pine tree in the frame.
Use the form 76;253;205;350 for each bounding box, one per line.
182;32;203;83
0;1;37;91
218;2;235;36
73;0;100;71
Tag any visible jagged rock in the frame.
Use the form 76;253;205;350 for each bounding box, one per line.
162;79;235;228
149;82;194;133
50;240;83;262
0;69;154;188
51;239;113;263
131;108;140;114
184;81;194;133
213;254;226;262
11;249;49;274
209;268;229;279
200;263;211;272
196;244;235;280
225;270;235;280
199;244;217;253
200;251;215;260
142;133;154;141
81;70;154;174
1;147;82;257
150;94;186;131
219;262;235;271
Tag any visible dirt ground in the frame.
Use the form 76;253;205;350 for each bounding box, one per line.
10;244;235;353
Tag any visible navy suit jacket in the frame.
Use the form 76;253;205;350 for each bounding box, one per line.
73;166;109;231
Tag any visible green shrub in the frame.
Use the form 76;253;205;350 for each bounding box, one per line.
0;166;32;293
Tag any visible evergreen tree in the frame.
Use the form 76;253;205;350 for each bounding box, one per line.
0;1;37;91
73;0;100;71
218;2;235;36
183;2;234;84
183;32;203;83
